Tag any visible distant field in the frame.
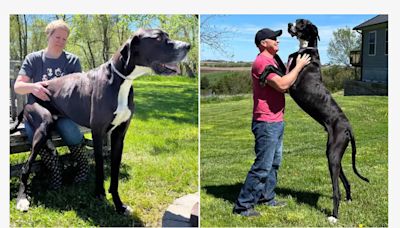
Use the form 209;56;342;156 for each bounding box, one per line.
201;66;250;74
201;61;252;68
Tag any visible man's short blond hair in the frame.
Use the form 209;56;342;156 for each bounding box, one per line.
45;19;70;38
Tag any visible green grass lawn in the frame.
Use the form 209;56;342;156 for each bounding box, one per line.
200;92;387;227
10;75;198;227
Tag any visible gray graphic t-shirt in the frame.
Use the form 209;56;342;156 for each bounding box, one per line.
19;50;82;83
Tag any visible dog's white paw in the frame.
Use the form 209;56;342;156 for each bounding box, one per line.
327;216;338;223
124;205;133;216
16;198;30;212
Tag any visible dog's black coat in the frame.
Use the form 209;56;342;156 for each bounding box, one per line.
11;28;190;214
283;19;369;220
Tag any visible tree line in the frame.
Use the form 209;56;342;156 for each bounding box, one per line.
10;14;198;77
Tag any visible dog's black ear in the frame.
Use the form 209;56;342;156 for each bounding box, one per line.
119;34;141;71
119;40;131;67
311;24;319;40
131;34;140;45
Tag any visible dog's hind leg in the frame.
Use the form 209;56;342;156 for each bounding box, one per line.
340;166;352;201
16;140;42;212
109;120;133;215
326;151;341;223
326;130;349;223
16;103;54;212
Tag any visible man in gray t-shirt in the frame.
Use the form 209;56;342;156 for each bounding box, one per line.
14;19;89;190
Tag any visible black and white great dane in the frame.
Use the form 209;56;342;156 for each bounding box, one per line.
285;19;369;222
11;28;190;215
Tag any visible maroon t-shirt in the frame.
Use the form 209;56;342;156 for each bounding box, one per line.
252;54;285;122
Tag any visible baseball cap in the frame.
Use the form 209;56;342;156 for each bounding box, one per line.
255;28;282;45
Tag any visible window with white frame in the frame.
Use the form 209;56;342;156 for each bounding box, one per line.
368;31;376;56
385;29;388;55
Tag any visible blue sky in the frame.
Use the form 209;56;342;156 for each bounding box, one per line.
200;15;375;64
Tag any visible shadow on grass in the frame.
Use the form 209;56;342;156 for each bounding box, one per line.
203;183;328;215
10;159;144;226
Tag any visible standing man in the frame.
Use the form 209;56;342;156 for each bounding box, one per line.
233;28;311;217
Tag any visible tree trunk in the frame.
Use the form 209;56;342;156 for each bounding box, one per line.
16;15;23;61
183;62;195;78
23;15;28;58
101;16;110;62
87;41;96;68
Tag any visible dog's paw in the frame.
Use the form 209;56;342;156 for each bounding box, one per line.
16;198;30;212
327;216;338;223
123;205;134;216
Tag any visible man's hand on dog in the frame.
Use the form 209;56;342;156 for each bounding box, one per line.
296;53;311;68
32;81;51;101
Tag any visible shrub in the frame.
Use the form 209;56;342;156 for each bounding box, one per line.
201;71;252;95
201;65;359;96
322;65;358;93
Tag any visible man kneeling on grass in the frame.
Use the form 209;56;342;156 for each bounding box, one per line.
232;28;310;217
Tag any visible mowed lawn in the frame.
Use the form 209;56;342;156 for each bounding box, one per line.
200;93;387;227
10;76;198;227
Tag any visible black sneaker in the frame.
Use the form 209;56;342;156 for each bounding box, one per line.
233;208;261;217
262;199;287;208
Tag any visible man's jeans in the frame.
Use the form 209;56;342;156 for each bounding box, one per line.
234;120;284;212
24;117;84;146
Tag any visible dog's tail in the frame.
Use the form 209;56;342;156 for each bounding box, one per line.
10;110;23;134
349;129;370;183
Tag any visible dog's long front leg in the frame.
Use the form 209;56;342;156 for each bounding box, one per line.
92;130;106;198
109;120;132;215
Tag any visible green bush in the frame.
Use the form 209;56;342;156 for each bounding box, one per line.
201;71;252;95
322;65;358;93
201;65;359;96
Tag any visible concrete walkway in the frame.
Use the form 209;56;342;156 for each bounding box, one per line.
162;192;199;227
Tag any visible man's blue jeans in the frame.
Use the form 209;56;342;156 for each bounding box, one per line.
234;120;284;212
24;117;84;146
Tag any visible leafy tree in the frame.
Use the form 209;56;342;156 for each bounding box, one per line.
10;14;198;77
327;27;361;66
201;76;210;90
10;15;28;61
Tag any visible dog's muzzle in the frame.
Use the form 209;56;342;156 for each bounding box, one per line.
288;23;297;37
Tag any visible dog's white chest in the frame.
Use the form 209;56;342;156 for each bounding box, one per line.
110;79;132;131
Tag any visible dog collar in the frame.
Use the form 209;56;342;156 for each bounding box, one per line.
299;47;318;51
110;61;134;81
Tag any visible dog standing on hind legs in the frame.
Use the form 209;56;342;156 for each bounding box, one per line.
11;28;191;215
285;19;369;223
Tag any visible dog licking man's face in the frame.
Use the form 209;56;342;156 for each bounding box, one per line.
126;28;191;75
